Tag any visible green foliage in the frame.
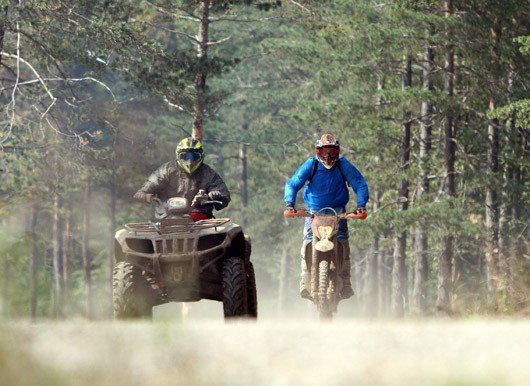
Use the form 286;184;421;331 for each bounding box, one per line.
0;0;528;318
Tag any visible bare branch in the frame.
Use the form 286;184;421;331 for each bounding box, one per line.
287;0;313;14
209;16;279;23
142;0;200;22
207;36;231;46
2;53;57;112
143;22;200;43
163;96;193;116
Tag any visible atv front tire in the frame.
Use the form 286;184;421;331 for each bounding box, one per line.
246;261;258;318
113;261;157;319
221;257;248;318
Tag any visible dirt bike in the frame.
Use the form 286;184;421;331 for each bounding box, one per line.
113;191;257;320
284;207;366;319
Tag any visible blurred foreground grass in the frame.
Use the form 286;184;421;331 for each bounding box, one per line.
1;317;529;386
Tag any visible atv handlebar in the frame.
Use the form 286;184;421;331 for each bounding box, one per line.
283;209;367;220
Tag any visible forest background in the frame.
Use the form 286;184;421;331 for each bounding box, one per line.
0;0;528;319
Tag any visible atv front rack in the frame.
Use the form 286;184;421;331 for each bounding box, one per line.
125;218;230;235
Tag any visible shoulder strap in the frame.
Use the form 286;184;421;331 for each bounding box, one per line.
308;158;319;183
308;158;350;188
336;160;351;188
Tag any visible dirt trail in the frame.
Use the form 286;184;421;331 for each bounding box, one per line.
1;315;529;386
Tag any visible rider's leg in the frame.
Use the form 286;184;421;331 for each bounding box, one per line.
300;218;313;299
338;219;354;299
300;240;312;299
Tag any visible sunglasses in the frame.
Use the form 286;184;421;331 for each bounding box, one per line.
316;147;339;158
179;151;202;161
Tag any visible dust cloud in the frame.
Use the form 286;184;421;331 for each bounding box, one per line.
1;317;529;386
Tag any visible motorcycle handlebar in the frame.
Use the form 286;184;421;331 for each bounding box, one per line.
283;209;367;220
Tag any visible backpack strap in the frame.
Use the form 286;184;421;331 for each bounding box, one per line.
336;160;351;188
308;158;319;183
308;158;350;188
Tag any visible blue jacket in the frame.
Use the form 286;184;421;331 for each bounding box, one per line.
284;157;369;211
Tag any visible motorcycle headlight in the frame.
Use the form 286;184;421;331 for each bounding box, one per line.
317;226;333;240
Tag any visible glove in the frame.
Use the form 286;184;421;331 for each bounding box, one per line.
134;191;154;203
355;206;366;214
191;191;208;207
208;191;223;202
286;203;296;213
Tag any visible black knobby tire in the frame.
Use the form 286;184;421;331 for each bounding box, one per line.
318;260;332;320
246;261;258;318
113;261;157;319
221;257;248;318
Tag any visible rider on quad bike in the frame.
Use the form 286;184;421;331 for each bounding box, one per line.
284;133;369;300
134;137;231;220
114;137;256;319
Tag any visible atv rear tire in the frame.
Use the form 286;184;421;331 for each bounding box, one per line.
246;261;258;318
221;257;248;318
113;261;157;319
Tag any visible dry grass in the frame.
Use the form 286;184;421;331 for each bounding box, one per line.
1;315;529;386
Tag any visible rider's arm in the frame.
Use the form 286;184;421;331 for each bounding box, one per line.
284;158;315;206
340;158;369;207
206;170;231;210
133;162;171;202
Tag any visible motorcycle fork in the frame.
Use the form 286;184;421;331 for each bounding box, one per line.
310;237;336;300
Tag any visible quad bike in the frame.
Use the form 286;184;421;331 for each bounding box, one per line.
284;207;366;319
113;191;257;320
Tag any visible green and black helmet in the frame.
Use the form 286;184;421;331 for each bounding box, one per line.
176;137;204;174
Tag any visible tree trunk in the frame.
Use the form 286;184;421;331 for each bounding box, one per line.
511;128;527;268
108;180;117;318
364;191;380;316
63;207;71;309
29;205;39;320
412;31;434;313
484;25;502;302
52;193;64;318
278;246;289;315
2;240;8;318
0;6;7;68
277;217;291;315
391;55;412;318
82;183;94;319
364;236;379;316
192;0;211;140
239;124;249;228
377;246;389;317
437;0;455;314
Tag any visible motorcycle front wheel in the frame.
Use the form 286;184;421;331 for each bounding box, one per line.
318;260;332;320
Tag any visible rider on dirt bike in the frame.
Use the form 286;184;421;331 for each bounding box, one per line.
284;133;369;300
134;137;231;221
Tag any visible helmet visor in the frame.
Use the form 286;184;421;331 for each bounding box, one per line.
315;146;339;159
178;150;202;161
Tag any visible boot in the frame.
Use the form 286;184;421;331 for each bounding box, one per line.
300;240;312;299
339;241;354;299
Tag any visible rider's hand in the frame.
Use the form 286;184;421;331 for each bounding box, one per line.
355;206;366;214
133;191;154;203
191;191;208;207
286;203;297;213
208;191;223;202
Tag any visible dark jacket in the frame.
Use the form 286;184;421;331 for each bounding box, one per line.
134;161;231;216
